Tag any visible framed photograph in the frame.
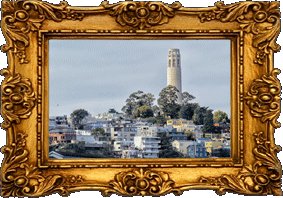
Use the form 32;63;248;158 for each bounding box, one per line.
0;0;282;197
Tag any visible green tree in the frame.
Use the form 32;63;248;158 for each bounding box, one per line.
223;116;230;123
185;131;195;140
213;110;230;123
179;103;199;120
214;126;222;133
75;142;86;153
134;108;141;118
49;145;56;152
157;85;181;118
144;93;155;107
134;106;154;118
147;115;167;126
182;92;196;105
100;144;115;158
155;115;167;125
121;99;135;118
108;108;118;114
122;90;155;118
192;106;208;125
147;117;156;124
70;109;89;129
65;142;86;153
203;109;215;133
91;128;105;136
158;133;184;158
130;91;155;108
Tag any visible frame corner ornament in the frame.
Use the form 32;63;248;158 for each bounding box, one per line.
101;1;182;30
245;69;281;128
1;0;85;64
1;132;84;197
199;1;281;65
200;132;282;196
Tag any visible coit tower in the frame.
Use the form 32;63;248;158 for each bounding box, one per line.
167;49;182;104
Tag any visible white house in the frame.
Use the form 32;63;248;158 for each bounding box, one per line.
134;125;161;158
75;130;92;136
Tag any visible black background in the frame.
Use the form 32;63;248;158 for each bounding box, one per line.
0;0;283;198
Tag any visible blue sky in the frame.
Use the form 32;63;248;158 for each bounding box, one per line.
49;39;230;117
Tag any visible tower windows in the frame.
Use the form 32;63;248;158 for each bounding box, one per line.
167;49;182;104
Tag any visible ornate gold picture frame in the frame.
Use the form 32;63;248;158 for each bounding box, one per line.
0;0;282;197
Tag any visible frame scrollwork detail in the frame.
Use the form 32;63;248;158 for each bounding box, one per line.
102;168;182;196
1;69;36;129
1;0;84;64
245;69;281;128
200;132;282;195
101;1;181;30
1;131;83;197
199;1;281;65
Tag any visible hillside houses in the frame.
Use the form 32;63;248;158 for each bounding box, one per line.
49;114;230;159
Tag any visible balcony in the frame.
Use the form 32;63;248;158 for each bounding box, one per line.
143;144;161;148
144;150;159;153
142;140;160;144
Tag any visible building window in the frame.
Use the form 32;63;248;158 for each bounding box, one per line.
173;59;175;67
168;59;171;67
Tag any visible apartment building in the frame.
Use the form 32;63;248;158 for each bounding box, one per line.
134;125;161;158
167;119;196;132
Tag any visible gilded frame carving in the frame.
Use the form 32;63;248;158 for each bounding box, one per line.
0;0;282;197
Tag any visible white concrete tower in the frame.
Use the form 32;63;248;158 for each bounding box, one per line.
167;49;182;104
